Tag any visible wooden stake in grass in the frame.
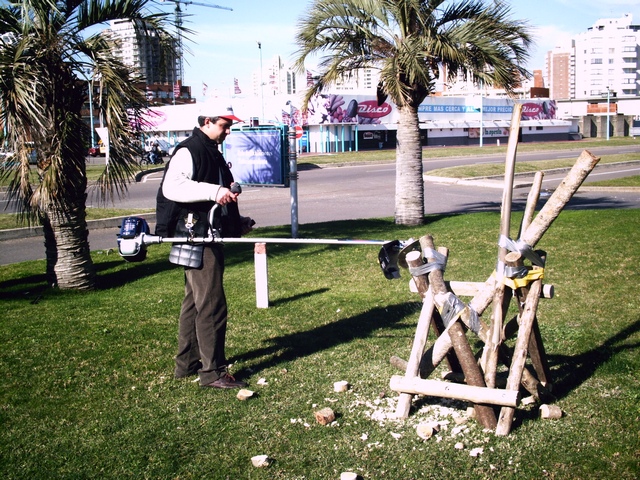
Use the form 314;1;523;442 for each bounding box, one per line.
496;277;544;436
468;149;600;317
482;103;522;388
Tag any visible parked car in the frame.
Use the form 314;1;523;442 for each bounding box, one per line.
88;144;106;157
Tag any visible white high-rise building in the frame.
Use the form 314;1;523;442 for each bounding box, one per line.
251;55;304;97
108;19;179;85
573;14;639;98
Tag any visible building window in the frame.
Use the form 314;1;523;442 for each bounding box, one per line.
591;58;603;64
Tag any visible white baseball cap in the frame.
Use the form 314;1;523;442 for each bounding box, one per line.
199;101;242;123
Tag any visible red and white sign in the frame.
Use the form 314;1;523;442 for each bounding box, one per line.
294;125;303;139
357;101;392;119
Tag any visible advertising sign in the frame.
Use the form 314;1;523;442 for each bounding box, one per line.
303;94;395;125
469;127;510;138
225;130;284;185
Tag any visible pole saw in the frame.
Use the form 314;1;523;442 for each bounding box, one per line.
116;184;414;280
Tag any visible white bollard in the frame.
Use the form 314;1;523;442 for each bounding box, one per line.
254;243;269;308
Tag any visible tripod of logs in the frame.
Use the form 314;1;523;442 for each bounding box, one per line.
389;104;601;435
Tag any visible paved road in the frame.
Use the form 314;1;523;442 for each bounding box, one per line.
1;147;639;265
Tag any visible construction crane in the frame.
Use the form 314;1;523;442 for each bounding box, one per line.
162;1;233;83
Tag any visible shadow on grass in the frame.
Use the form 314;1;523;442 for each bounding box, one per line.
269;288;330;307
0;272;49;300
231;302;417;378
93;257;178;289
446;193;637;217
547;318;640;400
507;319;640;431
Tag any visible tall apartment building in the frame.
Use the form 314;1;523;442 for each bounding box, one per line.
572;14;639;99
251;55;303;96
546;45;575;100
108;19;179;85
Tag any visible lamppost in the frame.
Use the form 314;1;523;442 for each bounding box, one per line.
479;80;484;148
606;86;611;141
85;68;95;148
257;41;265;123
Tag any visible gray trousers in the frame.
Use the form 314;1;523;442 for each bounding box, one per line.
174;245;228;385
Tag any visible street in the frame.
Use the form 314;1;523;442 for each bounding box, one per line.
1;145;639;265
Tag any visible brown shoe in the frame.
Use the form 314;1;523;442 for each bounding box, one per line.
202;373;248;389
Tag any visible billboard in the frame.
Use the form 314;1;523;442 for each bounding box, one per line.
225;129;285;185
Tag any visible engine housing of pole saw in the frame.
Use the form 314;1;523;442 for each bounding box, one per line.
117;217;151;262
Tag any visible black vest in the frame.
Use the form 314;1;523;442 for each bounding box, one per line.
155;127;241;238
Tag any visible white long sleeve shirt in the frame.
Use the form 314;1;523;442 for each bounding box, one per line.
161;147;221;203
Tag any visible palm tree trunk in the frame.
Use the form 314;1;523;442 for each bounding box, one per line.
394;105;424;225
43;202;96;290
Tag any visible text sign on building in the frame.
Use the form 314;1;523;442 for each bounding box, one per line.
469;127;510;138
225;130;283;185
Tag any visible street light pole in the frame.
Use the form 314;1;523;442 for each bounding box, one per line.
86;69;95;148
257;41;264;123
480;80;484;148
606;86;610;141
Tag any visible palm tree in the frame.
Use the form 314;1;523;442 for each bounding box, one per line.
293;0;533;225
0;0;179;289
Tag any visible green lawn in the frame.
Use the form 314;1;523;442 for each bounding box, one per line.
1;210;639;479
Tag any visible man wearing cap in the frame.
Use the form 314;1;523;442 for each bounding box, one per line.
155;105;254;389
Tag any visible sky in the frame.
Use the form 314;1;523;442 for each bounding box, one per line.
168;0;640;102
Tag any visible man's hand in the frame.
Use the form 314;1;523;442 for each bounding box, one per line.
215;186;239;205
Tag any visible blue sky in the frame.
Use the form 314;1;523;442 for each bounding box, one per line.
169;0;640;101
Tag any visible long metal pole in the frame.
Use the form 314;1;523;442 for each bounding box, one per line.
606;86;610;141
150;236;390;246
258;41;264;123
88;72;95;148
288;129;299;238
480;80;484;148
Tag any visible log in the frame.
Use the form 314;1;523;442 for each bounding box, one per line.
540;404;563;419
421;305;551;402
446;280;553;298
496;278;543;436
314;407;335;425
511;257;552;389
519;171;544;237
390;376;520;408
468;150;600;317
395;285;436;418
390;355;408;371
419;236;497;430
407;248;462;376
483;103;522;388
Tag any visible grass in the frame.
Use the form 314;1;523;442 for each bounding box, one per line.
424;152;640;179
300;137;639;166
1;210;639;479
0;208;154;230
585;175;640;187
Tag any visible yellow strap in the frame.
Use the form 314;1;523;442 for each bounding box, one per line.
503;268;544;289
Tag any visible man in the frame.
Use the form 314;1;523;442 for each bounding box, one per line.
155;104;254;389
